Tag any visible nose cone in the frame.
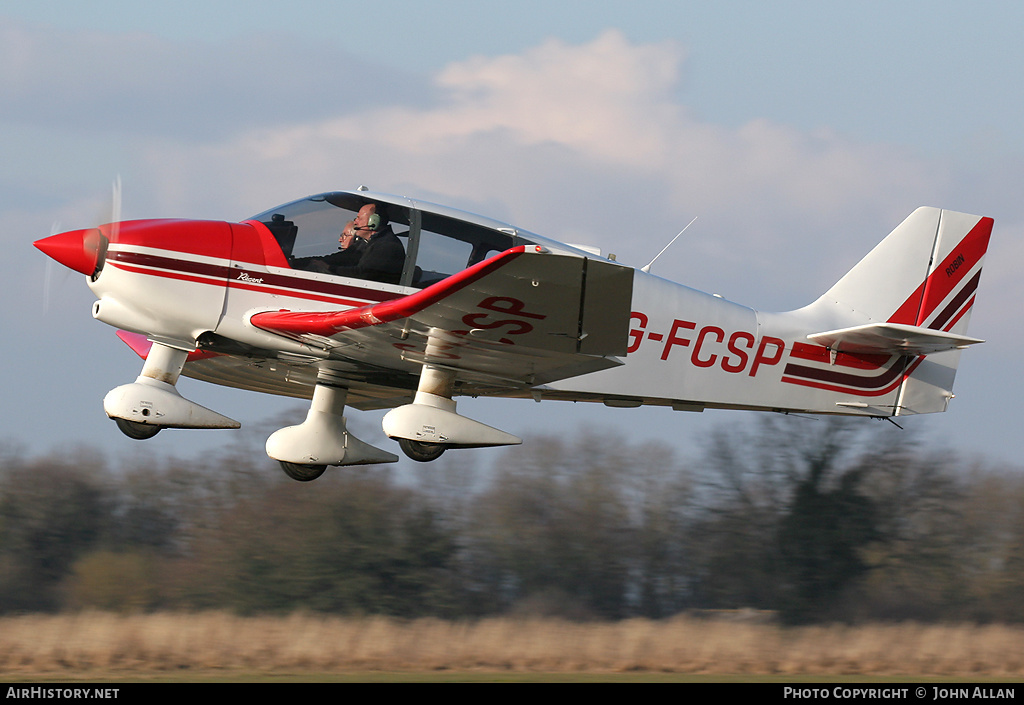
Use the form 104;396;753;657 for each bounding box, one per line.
34;228;104;276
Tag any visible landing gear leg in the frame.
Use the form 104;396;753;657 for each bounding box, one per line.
104;341;240;438
266;374;398;479
383;355;521;461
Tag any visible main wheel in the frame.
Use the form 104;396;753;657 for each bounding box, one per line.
279;461;327;482
398;438;447;462
114;418;161;440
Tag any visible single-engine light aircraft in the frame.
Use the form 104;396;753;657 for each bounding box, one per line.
35;187;993;481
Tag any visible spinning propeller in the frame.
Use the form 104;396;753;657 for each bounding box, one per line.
35;177;121;278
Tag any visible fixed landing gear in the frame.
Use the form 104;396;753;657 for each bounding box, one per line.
279;461;327;482
104;340;239;439
265;377;399;481
382;354;520;460
398;438;447;462
114;417;162;440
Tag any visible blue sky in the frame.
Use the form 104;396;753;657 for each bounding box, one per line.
3;1;1022;468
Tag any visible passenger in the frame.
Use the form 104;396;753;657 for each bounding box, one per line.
289;220;364;274
332;204;406;284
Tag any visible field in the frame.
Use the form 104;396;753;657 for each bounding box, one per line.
1;612;1023;680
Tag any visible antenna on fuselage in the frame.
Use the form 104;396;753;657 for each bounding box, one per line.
641;216;698;274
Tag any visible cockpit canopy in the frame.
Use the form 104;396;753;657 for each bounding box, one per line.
250;191;536;289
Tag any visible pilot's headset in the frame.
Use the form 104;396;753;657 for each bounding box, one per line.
365;212;381;231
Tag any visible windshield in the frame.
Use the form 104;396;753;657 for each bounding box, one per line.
250;192;406;259
251;192;532;288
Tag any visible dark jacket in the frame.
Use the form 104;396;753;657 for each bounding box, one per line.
332;226;406;284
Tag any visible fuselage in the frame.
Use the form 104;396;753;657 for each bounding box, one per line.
35;192;990;420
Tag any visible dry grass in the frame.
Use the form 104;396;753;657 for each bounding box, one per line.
1;612;1022;678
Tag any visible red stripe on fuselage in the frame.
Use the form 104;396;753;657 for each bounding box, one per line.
789;342;889;370
111;262;225;289
226;276;373;308
107;249;407;307
782;356;920;397
110;250;229;280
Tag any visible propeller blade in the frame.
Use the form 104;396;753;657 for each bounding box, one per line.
35;177;122;277
109;175;122;242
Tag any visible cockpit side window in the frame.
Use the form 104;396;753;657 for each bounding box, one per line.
411;212;527;289
250;193;535;289
413;229;474;287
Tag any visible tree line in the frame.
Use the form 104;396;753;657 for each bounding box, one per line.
1;415;1022;623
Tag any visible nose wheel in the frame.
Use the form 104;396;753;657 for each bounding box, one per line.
104;341;240;436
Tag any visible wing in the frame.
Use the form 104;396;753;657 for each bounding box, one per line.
247;246;634;399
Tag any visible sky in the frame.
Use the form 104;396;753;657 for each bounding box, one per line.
3;1;1023;471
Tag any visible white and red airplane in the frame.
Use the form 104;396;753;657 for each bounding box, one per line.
35;188;993;481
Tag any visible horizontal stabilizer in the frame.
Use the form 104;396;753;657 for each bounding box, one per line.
807;323;984;357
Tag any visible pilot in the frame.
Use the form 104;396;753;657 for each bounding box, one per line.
289;219;365;274
331;204;406;284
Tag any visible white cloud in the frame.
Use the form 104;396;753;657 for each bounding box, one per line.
132;30;944;300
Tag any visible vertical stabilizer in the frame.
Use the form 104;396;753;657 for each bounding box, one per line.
807;208;992;414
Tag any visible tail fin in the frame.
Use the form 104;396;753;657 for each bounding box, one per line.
806;207;993;414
